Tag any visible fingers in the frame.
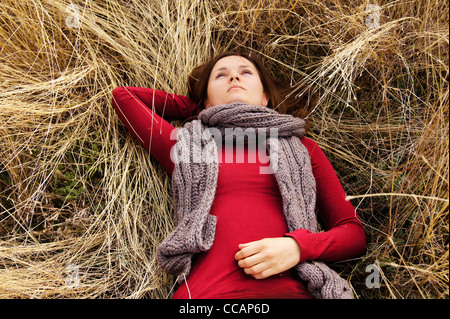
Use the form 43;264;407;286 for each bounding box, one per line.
238;254;272;279
235;240;273;279
243;262;274;279
234;237;302;280
237;250;264;269
234;241;260;261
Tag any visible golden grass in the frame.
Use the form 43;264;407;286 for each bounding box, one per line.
0;0;448;298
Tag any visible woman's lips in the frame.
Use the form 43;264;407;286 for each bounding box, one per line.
228;86;245;91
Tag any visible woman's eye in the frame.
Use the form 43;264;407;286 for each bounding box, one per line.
216;73;226;78
242;70;252;75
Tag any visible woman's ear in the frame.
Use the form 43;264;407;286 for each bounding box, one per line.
204;98;211;109
262;93;269;107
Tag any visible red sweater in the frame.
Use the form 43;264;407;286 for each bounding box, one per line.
112;86;366;299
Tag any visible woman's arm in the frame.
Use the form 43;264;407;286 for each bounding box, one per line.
286;138;367;263
111;87;197;175
235;138;366;279
113;87;197;120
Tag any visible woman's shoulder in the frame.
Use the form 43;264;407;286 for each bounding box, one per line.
300;136;320;154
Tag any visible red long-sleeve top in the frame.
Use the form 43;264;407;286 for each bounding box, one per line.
112;86;366;299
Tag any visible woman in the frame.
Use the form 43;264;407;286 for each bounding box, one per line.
112;50;366;299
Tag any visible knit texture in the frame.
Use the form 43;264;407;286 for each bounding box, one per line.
157;102;353;299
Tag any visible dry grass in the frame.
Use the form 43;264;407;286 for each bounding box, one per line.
0;0;448;298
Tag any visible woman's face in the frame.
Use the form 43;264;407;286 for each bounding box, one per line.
205;55;269;109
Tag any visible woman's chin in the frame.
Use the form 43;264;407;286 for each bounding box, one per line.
227;98;249;105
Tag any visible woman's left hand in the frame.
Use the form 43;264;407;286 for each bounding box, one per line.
234;237;301;279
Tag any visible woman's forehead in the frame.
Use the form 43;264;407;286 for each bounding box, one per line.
212;55;256;70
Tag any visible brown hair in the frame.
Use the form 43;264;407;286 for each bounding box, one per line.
187;50;317;132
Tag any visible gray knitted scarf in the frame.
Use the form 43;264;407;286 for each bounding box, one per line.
157;102;353;299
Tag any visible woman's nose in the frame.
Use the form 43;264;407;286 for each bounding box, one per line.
229;75;240;82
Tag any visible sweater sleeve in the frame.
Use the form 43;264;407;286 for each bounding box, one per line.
285;138;366;263
111;86;197;175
